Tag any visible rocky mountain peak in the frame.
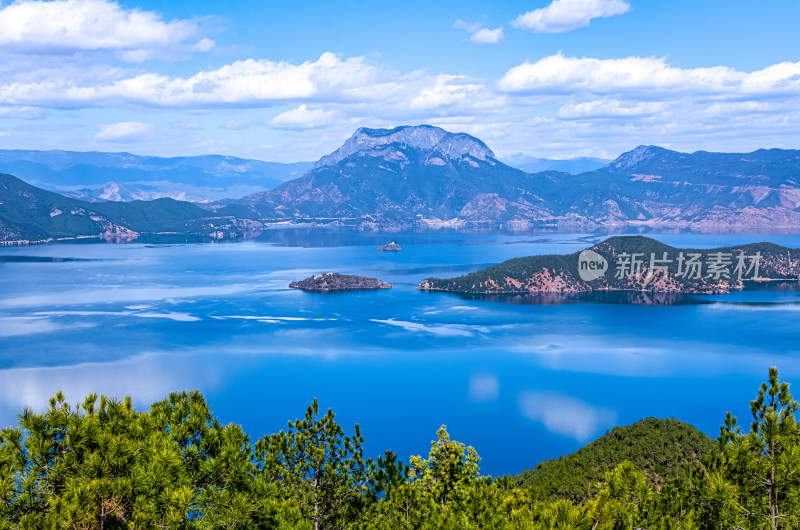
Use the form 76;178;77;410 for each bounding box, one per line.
610;145;671;170
313;125;497;169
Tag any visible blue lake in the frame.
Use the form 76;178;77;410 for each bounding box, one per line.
1;229;800;476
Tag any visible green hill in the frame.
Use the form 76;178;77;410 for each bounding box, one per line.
513;417;715;503
419;235;800;295
0;173;258;242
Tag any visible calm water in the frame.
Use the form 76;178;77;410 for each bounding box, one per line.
1;229;800;476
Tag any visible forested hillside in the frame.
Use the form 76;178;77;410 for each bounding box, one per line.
1;368;798;528
513;418;715;503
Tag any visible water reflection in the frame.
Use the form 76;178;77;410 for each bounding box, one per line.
456;290;696;306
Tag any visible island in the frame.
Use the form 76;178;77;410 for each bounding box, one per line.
418;236;800;295
290;272;392;292
378;241;403;251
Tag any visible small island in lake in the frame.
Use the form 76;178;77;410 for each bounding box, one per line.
290;272;392;292
378;241;403;251
419;235;800;295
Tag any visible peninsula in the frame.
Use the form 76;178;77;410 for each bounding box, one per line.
418;236;800;295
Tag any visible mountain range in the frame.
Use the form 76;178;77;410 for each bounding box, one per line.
212;125;800;231
500;153;610;174
2;124;800;243
0;149;312;203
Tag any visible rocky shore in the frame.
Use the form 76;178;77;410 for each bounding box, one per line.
419;236;800;296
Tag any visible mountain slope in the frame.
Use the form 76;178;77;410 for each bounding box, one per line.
0;173;259;243
216;126;800;231
218;125;558;228
419;235;800;295
513;417;715;503
551;145;800;228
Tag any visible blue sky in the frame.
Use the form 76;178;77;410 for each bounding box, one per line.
0;0;799;162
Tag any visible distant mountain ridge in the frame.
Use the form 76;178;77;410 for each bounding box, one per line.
502;154;610;174
214;126;800;231
3;125;800;241
0;149;312;203
0;173;262;244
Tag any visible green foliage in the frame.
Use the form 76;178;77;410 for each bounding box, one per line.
1;368;800;529
690;367;800;529
255;398;372;530
421;235;800;294
514;417;715;503
0;173;239;241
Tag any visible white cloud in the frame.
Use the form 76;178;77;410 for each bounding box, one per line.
453;19;483;33
559;99;670;118
270;104;338;130
470;27;505;45
0;105;44;119
498;54;748;95
409;74;497;110
0;0;207;62
519;391;616;441
0;52;386;108
701;101;774;117
94;121;153;142
0;52;506;117
511;0;631;33
191;38;216;52
454;19;505;45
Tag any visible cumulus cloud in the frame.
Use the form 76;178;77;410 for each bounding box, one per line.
470;27;505;45
0;52;505;119
519;391;616;441
270;104;338;129
0;0;209;62
497;53;746;95
0;52;388;109
409;74;498;111
191;38;216;52
454;19;505;45
511;0;631;33
94;121;153;142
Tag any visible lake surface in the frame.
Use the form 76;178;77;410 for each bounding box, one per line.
1;229;800;476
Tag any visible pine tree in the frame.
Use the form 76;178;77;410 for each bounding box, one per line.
691;367;800;529
255;398;372;530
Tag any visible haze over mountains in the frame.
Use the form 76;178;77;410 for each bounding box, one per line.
0;150;312;203
501;154;610;175
0;145;599;205
2;124;800;243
